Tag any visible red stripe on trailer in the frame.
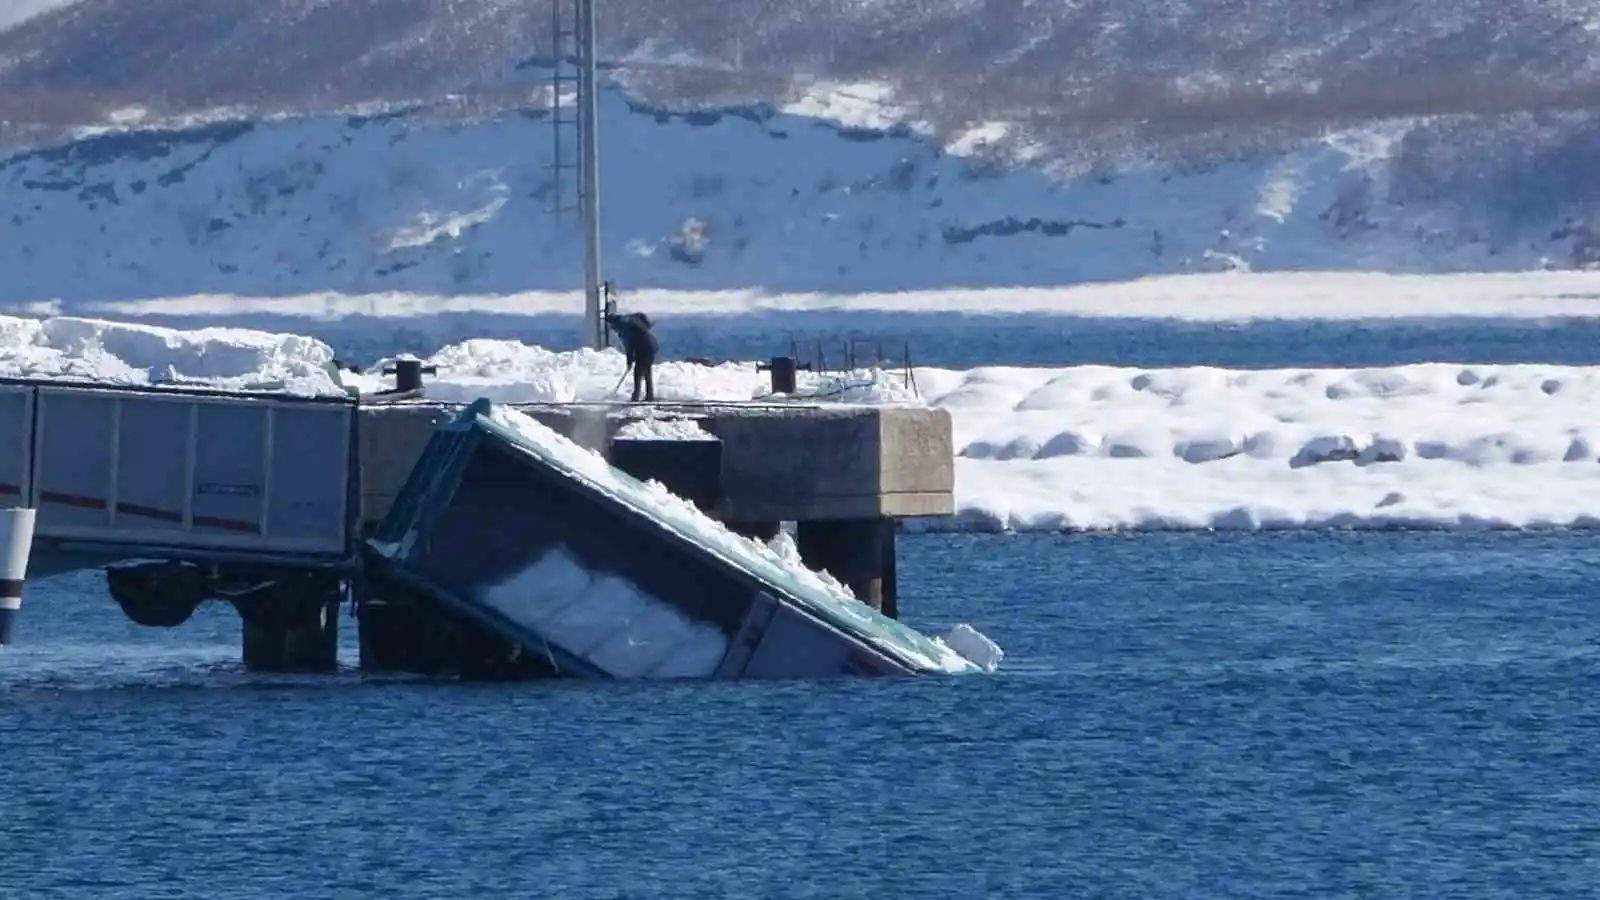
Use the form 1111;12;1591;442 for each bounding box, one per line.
38;490;260;535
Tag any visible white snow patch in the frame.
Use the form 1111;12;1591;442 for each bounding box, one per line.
479;546;729;679
615;417;715;441
943;624;1004;673
387;175;509;250
780;80;915;133
0;314;343;395
947;122;1012;158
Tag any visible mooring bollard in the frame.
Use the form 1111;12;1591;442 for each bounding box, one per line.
382;357;438;394
0;508;37;647
757;356;812;395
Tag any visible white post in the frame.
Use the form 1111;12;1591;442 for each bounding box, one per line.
0;508;36;646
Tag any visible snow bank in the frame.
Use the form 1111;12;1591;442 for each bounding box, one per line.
449;352;1600;533
0;313;343;395
923;362;1600;532
615;416;715;441
353;339;761;404
2;306;1598;533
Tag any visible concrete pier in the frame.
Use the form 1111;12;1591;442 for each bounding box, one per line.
232;571;342;674
796;518;899;619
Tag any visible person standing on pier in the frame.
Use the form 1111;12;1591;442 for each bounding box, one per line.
605;307;659;403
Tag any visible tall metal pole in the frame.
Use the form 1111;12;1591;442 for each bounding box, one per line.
577;0;604;350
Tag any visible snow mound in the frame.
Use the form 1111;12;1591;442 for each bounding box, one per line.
360;339;760;404
2;311;1598;534
615;417;715;441
922;361;1600;532
943;624;1004;673
0;314;342;395
788;369;924;405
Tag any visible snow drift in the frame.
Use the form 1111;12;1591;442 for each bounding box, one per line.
5;307;1598;534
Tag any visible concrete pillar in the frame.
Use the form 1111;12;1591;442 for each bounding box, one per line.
727;521;780;542
233;574;341;673
608;436;723;512
795;518;895;616
0;508;36;646
357;586;459;676
357;577;557;680
881;525;898;620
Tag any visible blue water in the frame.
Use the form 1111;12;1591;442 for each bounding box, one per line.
113;309;1600;369
6;531;1600;898
5;313;1600;897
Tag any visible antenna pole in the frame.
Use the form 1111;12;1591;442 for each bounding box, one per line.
577;0;604;349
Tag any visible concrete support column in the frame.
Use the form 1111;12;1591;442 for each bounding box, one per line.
727;521;780;542
881;526;898;620
357;578;559;680
795;517;896;617
0;508;36;646
233;574;341;674
357;586;459;676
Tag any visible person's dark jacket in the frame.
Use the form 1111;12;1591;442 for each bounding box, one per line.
606;312;658;367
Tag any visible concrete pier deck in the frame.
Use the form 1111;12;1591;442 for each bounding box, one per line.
357;400;955;528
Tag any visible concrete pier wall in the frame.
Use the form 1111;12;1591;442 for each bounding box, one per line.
357;402;955;529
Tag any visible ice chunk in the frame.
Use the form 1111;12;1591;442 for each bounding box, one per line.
943;624;1004;672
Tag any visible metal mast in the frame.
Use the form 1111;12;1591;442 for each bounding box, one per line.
548;0;579;223
577;0;604;350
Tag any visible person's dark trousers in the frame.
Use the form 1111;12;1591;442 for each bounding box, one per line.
632;349;656;401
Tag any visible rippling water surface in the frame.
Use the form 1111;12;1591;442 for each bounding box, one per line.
6;531;1600;898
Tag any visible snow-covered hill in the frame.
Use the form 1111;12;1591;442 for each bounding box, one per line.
5;0;1600;301
0;0;71;31
3;86;1600;304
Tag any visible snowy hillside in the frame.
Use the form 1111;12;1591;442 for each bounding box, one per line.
0;0;70;31
5;0;1600;300
5;87;1600;304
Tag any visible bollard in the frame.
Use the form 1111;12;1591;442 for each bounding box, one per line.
0;508;37;647
383;357;438;393
757;356;812;395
